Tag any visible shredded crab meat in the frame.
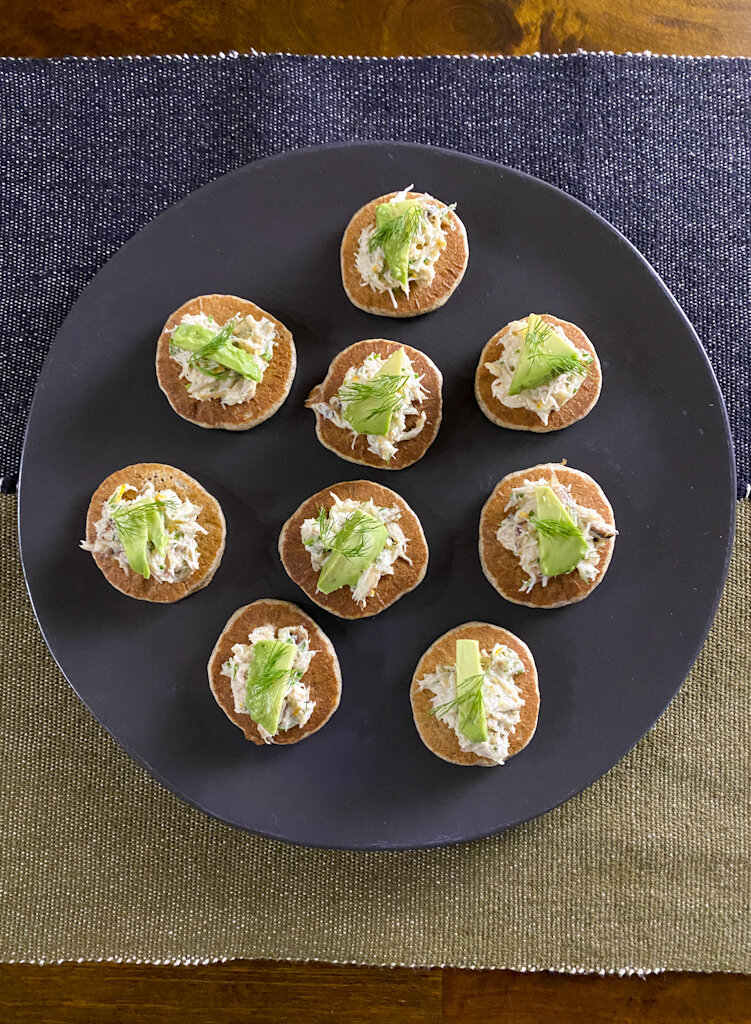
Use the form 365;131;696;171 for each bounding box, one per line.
221;624;317;743
80;481;206;583
497;475;617;593
484;319;591;425
168;311;277;406
417;643;525;765
309;349;428;462
355;185;455;308
300;494;410;606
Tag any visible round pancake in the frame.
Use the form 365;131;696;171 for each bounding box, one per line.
475;314;602;432
479;463;616;609
305;339;443;470
278;480;429;619
340;191;469;318
410;622;539;767
84;462;226;603
156;294;296;430
207;599;342;745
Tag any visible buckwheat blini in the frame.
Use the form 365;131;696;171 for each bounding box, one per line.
278;480;428;619
208;599;342;745
80;462;226;602
479;462;617;609
475;313;602;432
341;187;469;317
411;622;539;767
156;294;296;430
305;339;442;469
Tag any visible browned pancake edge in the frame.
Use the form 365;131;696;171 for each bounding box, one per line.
340;192;469;318
207;599;342;745
478;463;616;609
84;462;226;603
305;339;443;470
278;479;429;619
475;315;602;432
156;294;296;430
410;622;540;767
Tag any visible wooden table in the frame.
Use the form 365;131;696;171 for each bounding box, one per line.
2;3;749;1021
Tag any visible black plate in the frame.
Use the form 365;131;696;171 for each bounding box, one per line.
19;143;735;850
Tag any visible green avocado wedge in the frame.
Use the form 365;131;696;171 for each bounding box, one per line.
341;347;408;437
369;200;424;290
317;509;388;595
110;497;172;580
172;322;262;382
455;639;488;744
508;313;587;396
533;485;588;577
245;639;296;736
116;514;150;579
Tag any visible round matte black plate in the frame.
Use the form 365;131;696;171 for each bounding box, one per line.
19;143;735;850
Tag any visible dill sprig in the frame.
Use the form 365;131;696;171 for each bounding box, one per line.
429;672;486;719
529;515;584;540
523;317;590;380
316;506;385;559
109;498;176;540
367;203;424;256
247;641;296;695
188;320;236;379
338;373;410;425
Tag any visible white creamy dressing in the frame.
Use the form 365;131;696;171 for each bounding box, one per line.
80;481;206;583
300;494;411;607
355;185;455;308
221;624;317;743
417;643;525;764
309;349;428;461
497;475;616;593
484;318;590;425
168;311;277;406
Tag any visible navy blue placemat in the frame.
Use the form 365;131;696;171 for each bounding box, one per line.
1;52;748;496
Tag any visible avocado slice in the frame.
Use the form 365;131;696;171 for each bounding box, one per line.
172;323;262;382
508;313;583;395
113;509;151;579
372;199;423;290
317;510;388;595
245;639;296;736
342;347;407;436
534;485;588;577
455;638;488;744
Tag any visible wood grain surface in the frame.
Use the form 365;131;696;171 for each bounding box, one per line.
2;1;748;1020
2;962;751;1022
3;0;750;57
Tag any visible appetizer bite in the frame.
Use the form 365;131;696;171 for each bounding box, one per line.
80;462;226;602
341;186;468;317
305;339;442;470
156;294;296;430
208;599;341;745
278;480;428;619
475;314;601;432
411;622;539;767
479;462;617;609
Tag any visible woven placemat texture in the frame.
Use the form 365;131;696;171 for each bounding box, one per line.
0;52;749;495
1;495;749;970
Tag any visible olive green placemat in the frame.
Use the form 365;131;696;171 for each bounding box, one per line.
1;495;749;971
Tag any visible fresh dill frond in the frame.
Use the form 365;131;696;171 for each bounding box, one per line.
316;506;385;559
367;203;424;256
429;672;486;719
529;515;584;540
523;317;590;379
247;641;296;694
338;373;410;424
188;320;236;378
109;498;176;540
